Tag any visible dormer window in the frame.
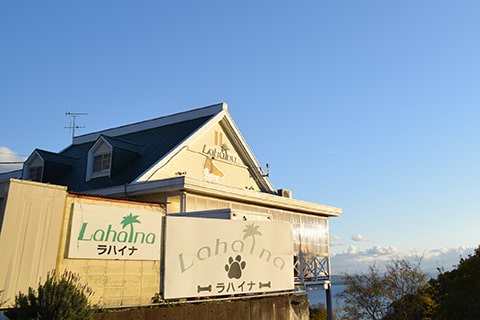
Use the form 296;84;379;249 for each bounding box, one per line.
29;166;43;181
93;152;111;172
23;152;45;182
22;149;73;184
86;136;113;181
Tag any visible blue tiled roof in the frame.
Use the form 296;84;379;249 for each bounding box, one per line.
49;115;213;192
35;149;77;166
101;135;144;154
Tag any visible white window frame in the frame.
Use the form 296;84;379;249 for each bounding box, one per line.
23;152;44;182
93;152;111;173
29;165;43;182
86;137;112;181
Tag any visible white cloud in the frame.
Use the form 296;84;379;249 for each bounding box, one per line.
331;244;400;273
351;234;372;242
0;146;25;173
365;245;398;256
345;245;358;255
333;243;395;260
330;235;346;247
331;244;476;275
414;246;476;274
331;235;342;241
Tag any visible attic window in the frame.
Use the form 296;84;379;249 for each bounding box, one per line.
29;166;43;182
214;131;223;146
86;137;113;181
90;150;111;179
93;153;111;172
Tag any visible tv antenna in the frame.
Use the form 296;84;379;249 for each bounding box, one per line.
261;163;270;177
65;112;88;140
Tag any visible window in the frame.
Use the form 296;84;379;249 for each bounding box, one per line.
93;153;111;172
23;153;44;182
214;130;223;146
86;137;113;181
29;166;43;181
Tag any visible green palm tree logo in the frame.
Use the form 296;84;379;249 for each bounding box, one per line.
243;223;262;254
121;213;141;243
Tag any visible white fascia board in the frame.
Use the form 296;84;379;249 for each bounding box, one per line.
24;150;42;165
220;113;276;193
132;105;275;193
88;136;113;153
72;103;227;145
22;150;43;178
180;177;342;217
89;176;187;196
133;105;229;183
89;176;342;217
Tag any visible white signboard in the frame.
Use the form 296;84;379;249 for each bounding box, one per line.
164;216;294;299
68;203;162;260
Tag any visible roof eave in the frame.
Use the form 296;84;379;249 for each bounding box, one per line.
87;176;342;217
219;113;276;193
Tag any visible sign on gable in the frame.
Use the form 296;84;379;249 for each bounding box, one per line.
68;203;162;260
164;216;294;299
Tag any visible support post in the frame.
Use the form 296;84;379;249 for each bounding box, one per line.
325;281;332;320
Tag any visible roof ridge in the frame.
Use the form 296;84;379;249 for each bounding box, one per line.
101;134;143;146
72;102;227;145
36;148;78;160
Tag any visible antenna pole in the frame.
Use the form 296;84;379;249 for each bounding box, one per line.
65;112;88;140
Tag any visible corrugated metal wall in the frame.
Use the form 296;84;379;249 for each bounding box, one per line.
0;179;67;305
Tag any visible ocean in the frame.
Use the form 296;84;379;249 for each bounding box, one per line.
306;277;346;309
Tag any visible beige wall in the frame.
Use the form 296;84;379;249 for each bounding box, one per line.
1;177;330;308
148;123;261;191
0;179;67;305
182;193;329;256
56;195;164;307
0;180;165;307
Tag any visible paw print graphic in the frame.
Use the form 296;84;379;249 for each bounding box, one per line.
225;255;246;279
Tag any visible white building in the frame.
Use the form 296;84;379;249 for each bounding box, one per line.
0;103;341;312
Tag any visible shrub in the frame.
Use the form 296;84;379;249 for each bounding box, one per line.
5;270;94;320
310;304;329;320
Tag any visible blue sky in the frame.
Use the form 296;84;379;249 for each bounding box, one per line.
1;1;479;273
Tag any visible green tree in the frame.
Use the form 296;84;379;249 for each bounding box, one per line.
384;286;436;320
383;258;434;320
430;246;480;320
310;304;331;320
338;258;430;320
5;270;95;320
338;264;389;320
